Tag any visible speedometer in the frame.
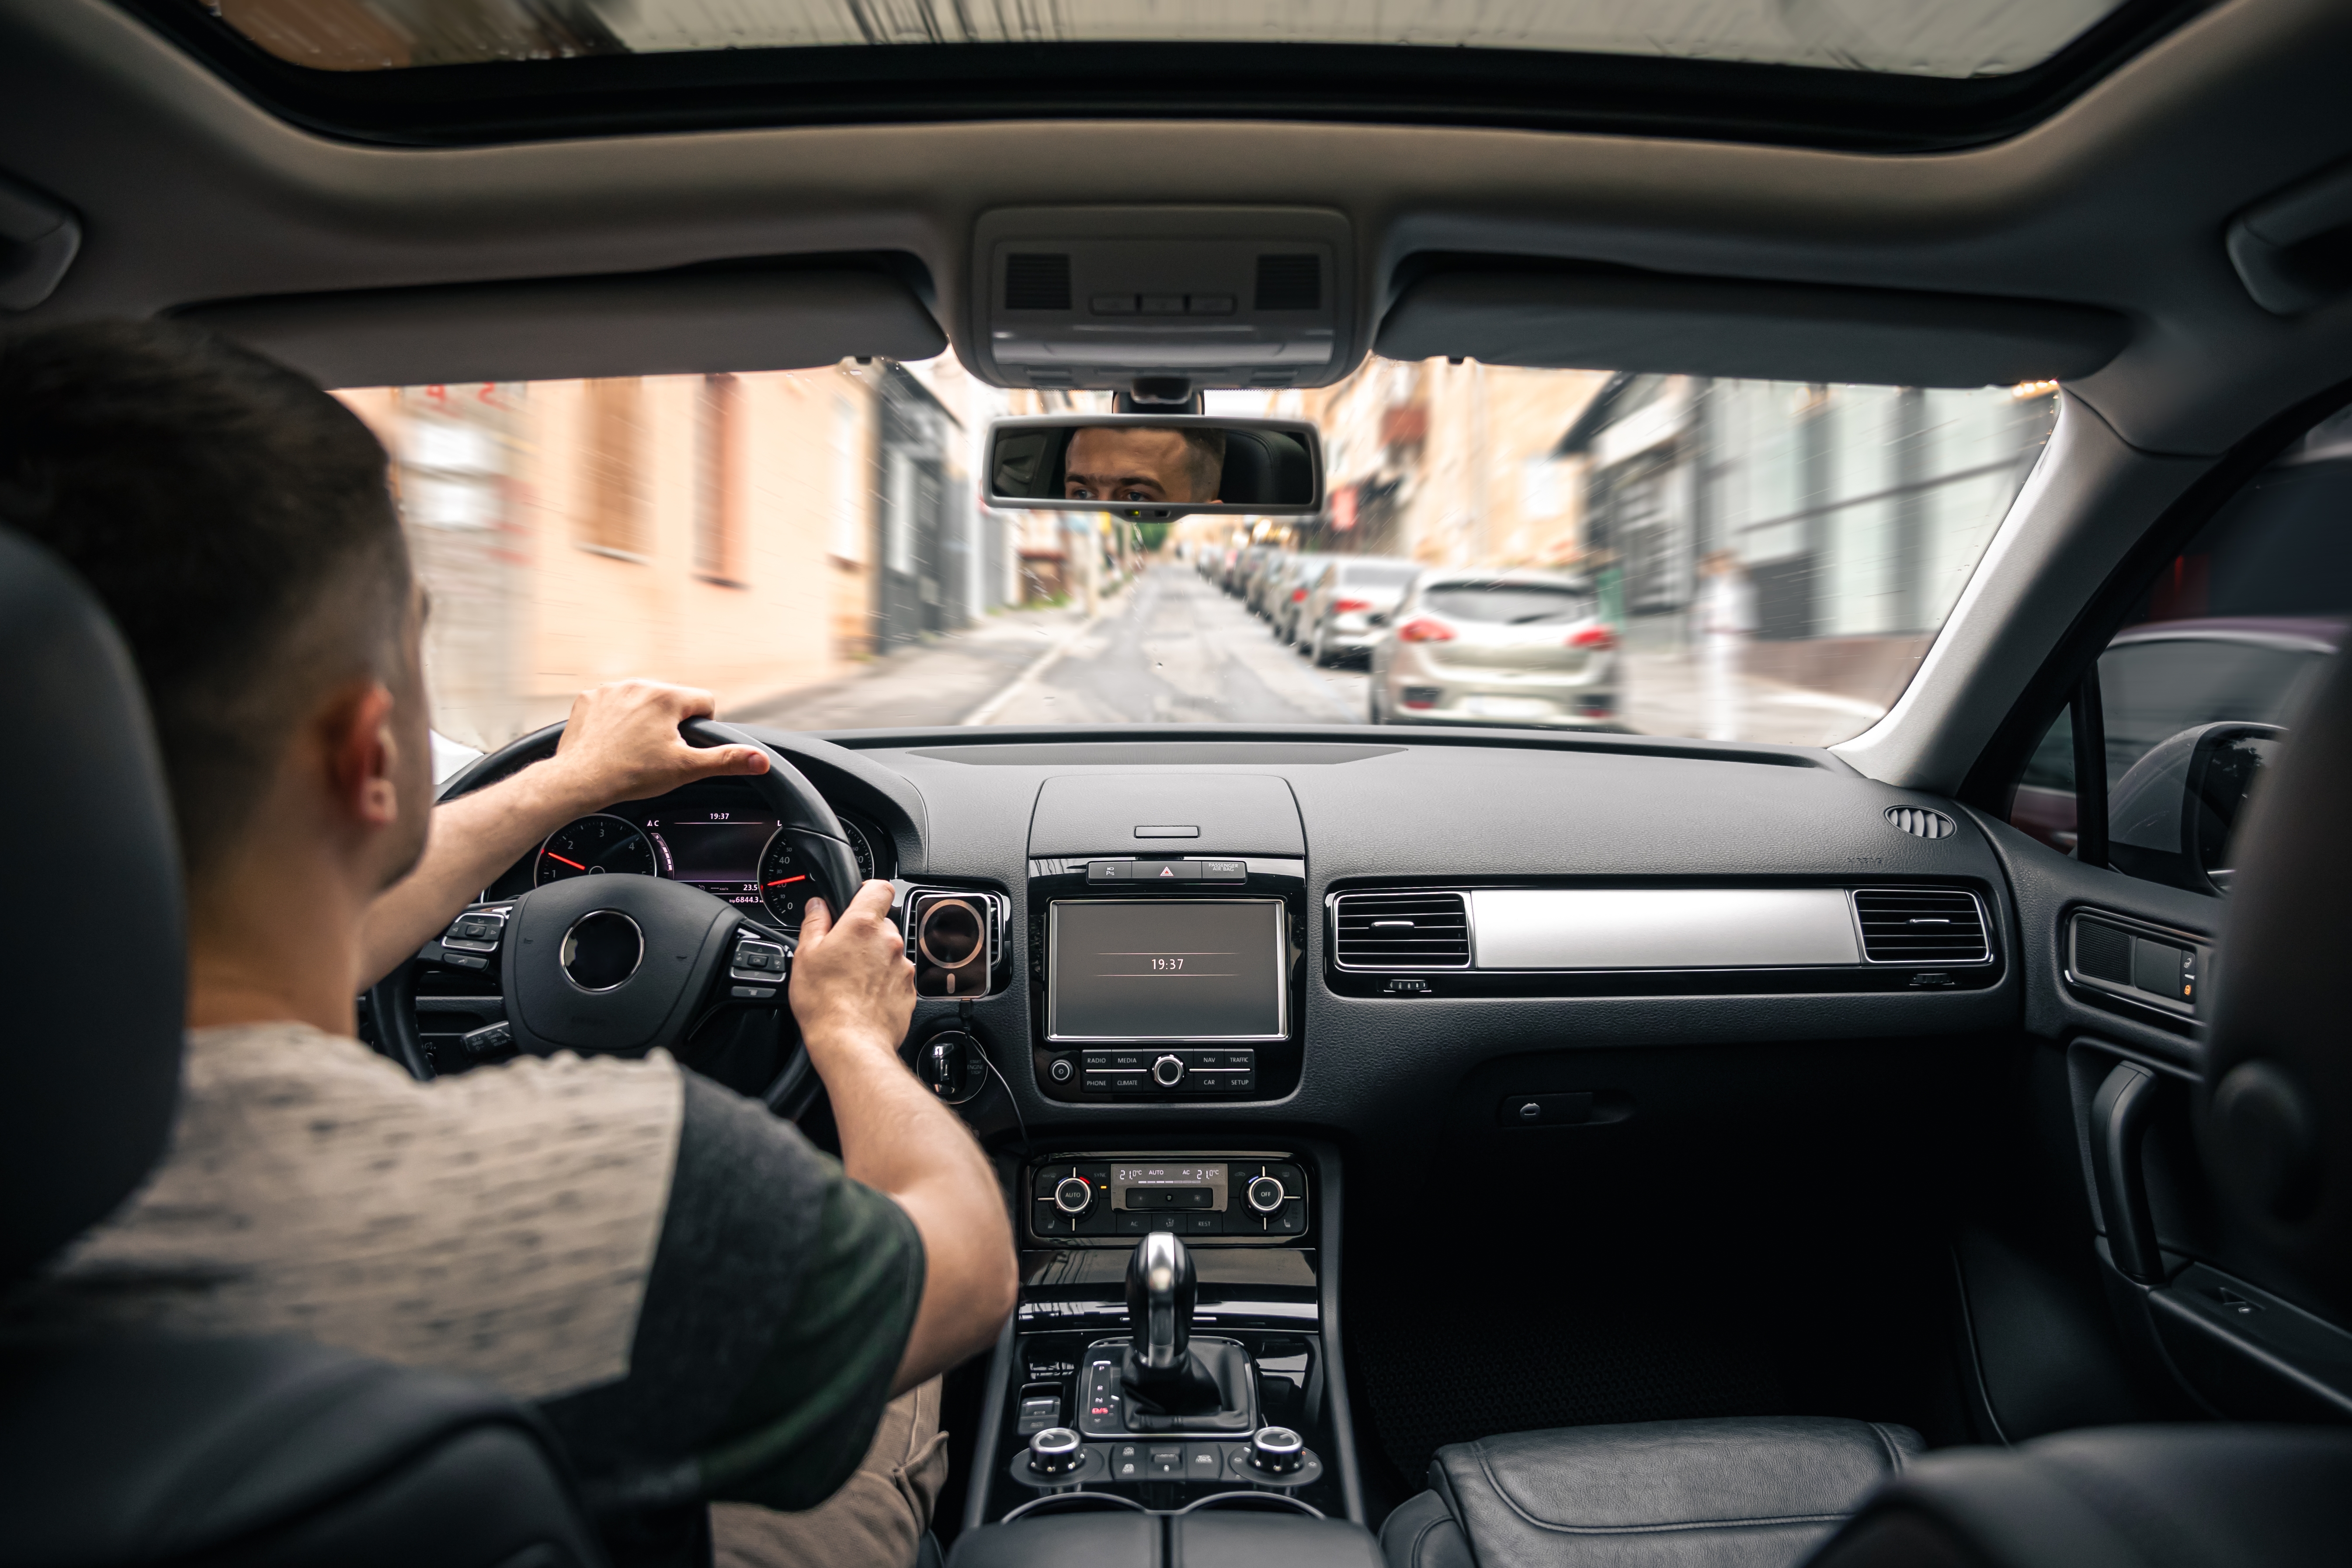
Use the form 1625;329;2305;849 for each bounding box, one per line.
535;814;659;886
840;818;879;882
757;831;813;928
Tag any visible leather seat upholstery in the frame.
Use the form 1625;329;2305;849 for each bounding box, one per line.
0;528;607;1568
1380;1417;1921;1568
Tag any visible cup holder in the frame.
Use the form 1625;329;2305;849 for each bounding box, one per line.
1178;1490;1325;1519
1000;1490;1149;1523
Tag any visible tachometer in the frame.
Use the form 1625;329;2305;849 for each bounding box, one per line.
535;814;659;886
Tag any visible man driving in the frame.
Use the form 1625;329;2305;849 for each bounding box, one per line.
1062;423;1225;505
0;322;1018;1568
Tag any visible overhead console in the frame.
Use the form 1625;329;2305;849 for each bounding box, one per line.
1025;775;1306;1103
966;207;1359;396
1327;882;2002;998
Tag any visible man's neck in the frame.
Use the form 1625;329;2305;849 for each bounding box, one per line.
186;834;375;1040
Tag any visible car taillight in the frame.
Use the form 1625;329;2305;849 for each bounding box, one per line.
1397;617;1455;643
1291;587;1308;602
1332;597;1372;613
1568;625;1617;650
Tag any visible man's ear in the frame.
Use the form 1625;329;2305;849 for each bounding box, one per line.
320;678;403;831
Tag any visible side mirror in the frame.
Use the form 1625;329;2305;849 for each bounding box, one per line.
2108;722;2285;894
983;414;1324;520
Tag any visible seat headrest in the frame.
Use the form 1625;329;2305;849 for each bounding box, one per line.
1212;429;1312;507
2204;647;2352;1318
0;530;184;1284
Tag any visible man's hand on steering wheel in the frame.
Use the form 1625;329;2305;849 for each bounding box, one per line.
789;883;918;1069
542;680;769;810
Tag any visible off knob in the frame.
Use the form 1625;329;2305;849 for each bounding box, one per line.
1053;1175;1094;1215
1028;1426;1083;1478
1245;1174;1286;1214
1247;1425;1306;1476
1152;1054;1185;1087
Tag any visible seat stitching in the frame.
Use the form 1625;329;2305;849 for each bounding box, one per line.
1406;1512;1449;1568
1471;1451;1850;1535
1868;1422;1906;1475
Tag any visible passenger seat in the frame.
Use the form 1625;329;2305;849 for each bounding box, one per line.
1380;1416;1918;1568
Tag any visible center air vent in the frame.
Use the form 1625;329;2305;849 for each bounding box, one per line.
1853;888;1990;964
1333;891;1470;970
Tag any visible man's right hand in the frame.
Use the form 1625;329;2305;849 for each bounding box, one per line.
789;882;917;1061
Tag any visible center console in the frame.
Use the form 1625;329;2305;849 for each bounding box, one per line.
965;1144;1359;1536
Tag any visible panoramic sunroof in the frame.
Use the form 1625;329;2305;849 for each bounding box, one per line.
213;0;2126;79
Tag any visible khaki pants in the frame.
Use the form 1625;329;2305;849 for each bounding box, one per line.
711;1378;948;1568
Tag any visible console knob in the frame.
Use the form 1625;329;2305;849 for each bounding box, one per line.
1245;1174;1286;1214
1247;1425;1306;1476
1053;1176;1094;1215
1028;1426;1083;1478
1152;1053;1185;1087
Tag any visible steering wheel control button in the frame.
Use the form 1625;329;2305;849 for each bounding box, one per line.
441;909;509;953
1151;1053;1186;1087
559;910;644;993
1248;1426;1306;1476
728;936;789;983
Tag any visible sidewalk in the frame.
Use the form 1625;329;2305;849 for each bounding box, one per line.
1619;647;1887;748
731;598;1104;732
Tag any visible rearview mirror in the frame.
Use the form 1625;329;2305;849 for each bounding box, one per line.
983;415;1324;520
2108;721;2284;895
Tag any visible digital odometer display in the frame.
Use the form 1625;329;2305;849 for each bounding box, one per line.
647;813;777;923
1047;899;1285;1042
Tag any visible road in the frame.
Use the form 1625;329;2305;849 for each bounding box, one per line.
740;563;1882;745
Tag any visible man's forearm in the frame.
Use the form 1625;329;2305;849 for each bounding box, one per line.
358;763;598;986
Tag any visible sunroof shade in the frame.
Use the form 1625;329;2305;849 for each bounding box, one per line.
214;0;2126;79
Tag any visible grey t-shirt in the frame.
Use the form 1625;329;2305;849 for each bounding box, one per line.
1;1023;924;1510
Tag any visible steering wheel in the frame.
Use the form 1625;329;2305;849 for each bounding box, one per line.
367;719;863;1094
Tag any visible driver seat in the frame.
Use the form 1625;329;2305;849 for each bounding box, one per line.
0;528;608;1567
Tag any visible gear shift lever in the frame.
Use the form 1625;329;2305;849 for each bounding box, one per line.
1126;1231;1195;1373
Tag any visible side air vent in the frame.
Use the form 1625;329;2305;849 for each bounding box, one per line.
1004;253;1072;311
1885;806;1956;839
1852;888;1990;964
1333;890;1470;970
1255;254;1322;311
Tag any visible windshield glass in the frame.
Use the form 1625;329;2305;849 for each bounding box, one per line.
342;359;2053;753
217;0;2125;78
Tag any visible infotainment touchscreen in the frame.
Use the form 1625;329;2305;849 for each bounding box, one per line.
1047;899;1286;1042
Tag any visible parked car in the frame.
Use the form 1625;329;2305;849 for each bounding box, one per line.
1247;548;1299;618
1300;556;1422;666
1268;553;1331;643
1227;542;1273;599
1368;570;1620;728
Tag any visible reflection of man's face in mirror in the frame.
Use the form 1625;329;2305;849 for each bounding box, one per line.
1064;426;1223;505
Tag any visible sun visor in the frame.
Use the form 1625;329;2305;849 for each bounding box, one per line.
175;261;945;389
1377;264;2130;388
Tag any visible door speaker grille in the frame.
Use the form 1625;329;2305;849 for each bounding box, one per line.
1333;891;1469;969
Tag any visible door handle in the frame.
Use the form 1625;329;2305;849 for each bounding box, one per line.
2090;1061;2164;1284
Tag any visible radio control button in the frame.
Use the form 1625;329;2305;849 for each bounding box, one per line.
1151;1054;1185;1087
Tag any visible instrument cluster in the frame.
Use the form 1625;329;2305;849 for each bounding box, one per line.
491;780;888;932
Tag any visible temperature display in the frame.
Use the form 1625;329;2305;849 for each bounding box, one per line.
1109;1162;1230;1213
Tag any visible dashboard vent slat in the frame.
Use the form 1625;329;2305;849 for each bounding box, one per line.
1333;891;1470;969
1885;806;1956;839
1853;888;1990;964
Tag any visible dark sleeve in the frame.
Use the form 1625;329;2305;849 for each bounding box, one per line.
538;1070;926;1512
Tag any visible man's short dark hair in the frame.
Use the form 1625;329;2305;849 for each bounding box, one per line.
0;320;410;880
1178;428;1226;501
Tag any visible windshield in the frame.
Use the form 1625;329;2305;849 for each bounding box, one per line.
215;0;2125;78
344;360;2053;752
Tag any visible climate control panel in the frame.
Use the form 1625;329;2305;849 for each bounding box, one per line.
1026;1154;1308;1245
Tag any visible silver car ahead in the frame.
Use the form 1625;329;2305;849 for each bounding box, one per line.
1299;556;1421;666
1368;570;1620;728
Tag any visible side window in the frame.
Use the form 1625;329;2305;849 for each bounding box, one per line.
2011;405;2352;890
